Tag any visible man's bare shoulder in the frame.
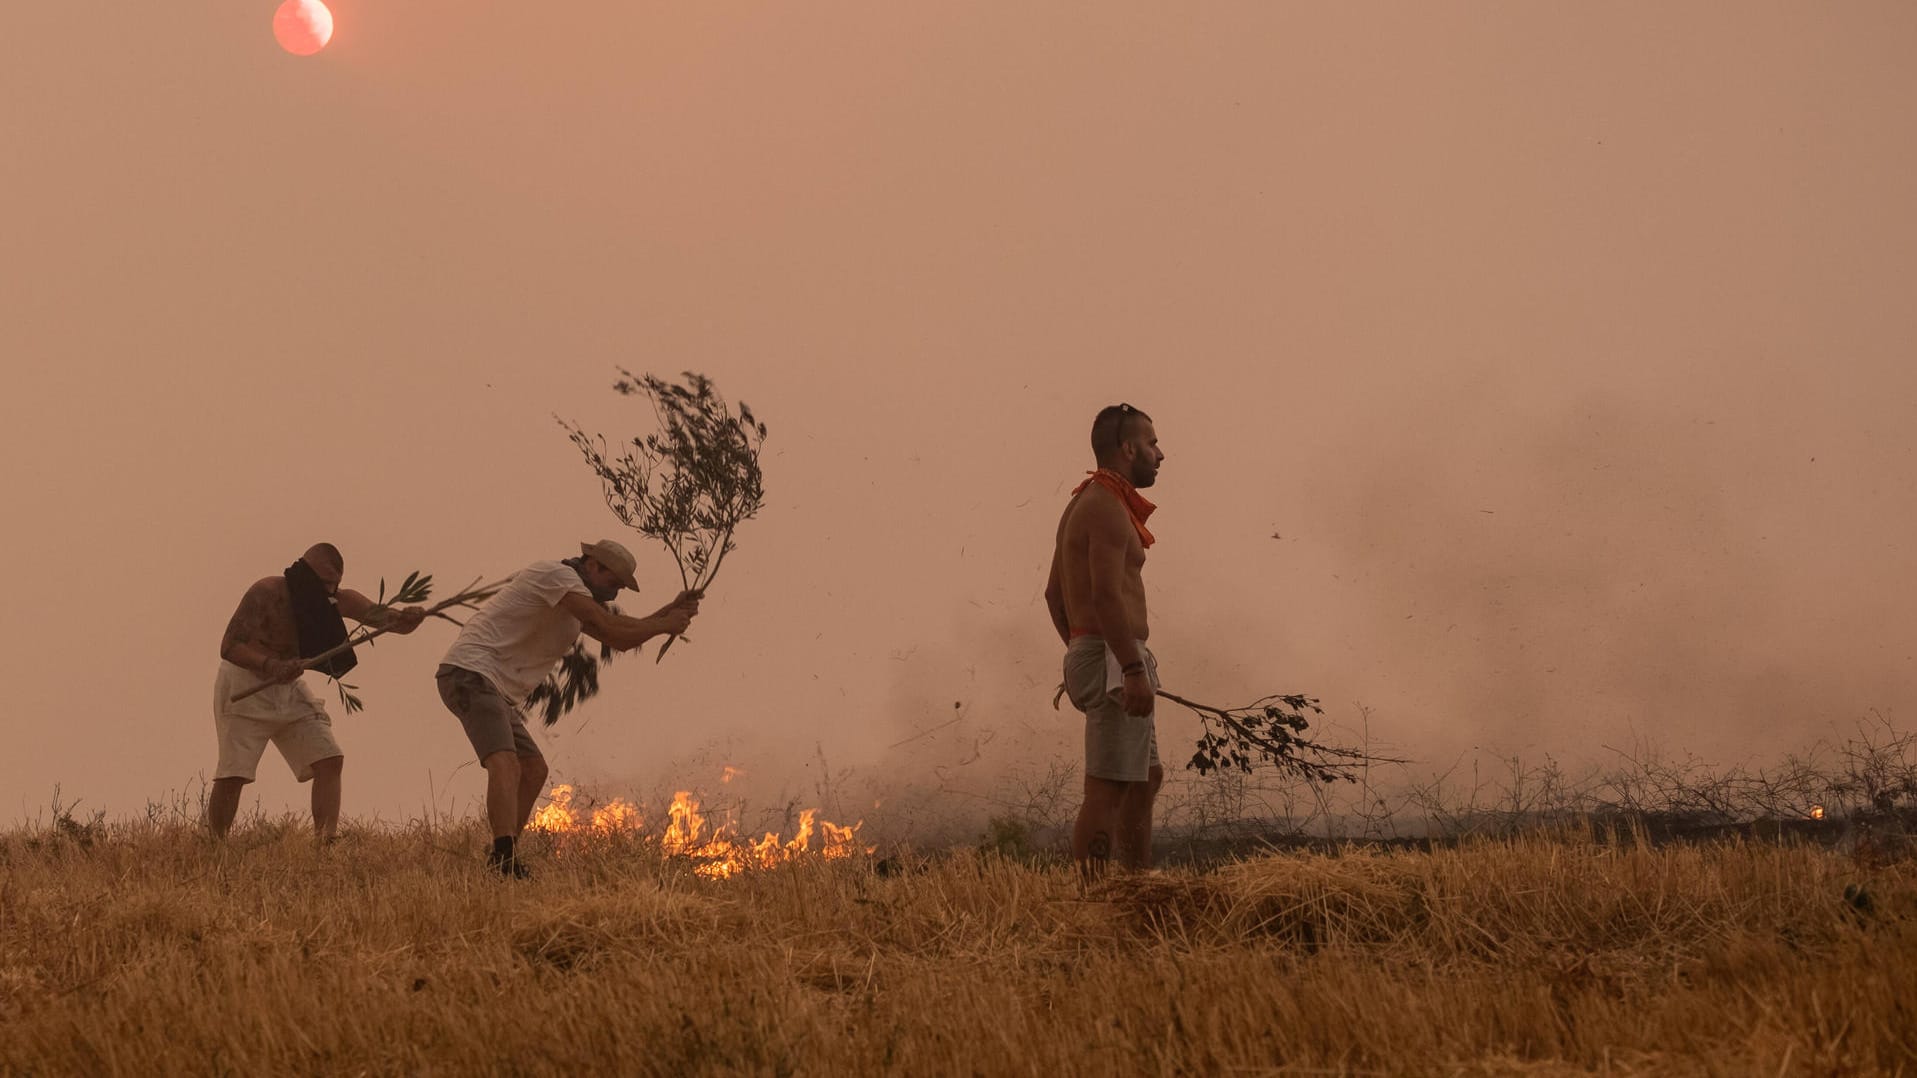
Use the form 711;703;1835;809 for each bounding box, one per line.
224;576;293;651
237;577;292;616
1064;482;1131;536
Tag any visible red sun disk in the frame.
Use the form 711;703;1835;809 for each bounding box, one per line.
273;0;334;57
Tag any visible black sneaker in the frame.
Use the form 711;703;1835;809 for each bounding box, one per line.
486;849;531;880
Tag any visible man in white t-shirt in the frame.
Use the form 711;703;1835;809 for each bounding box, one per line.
435;538;699;877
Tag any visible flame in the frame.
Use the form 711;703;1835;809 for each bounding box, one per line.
722;765;745;784
527;779;868;878
1810;804;1826;820
592;799;643;830
528;783;644;833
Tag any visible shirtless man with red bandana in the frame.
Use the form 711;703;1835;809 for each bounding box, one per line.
1045;403;1166;879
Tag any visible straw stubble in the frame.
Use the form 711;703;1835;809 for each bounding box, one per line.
1;823;1909;1075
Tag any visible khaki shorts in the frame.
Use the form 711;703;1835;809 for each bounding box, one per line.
1063;637;1161;782
211;661;341;784
436;665;542;762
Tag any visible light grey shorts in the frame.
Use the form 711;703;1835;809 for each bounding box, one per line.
212;661;341;783
1062;637;1161;782
436;665;542;762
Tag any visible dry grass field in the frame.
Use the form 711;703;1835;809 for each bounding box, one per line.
2;812;1911;1077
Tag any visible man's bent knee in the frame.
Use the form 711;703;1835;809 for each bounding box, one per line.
482;751;519;772
311;755;344;777
519;754;548;782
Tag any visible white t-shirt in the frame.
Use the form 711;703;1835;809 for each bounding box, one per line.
440;560;593;704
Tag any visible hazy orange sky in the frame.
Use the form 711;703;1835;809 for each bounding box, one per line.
3;3;1912;827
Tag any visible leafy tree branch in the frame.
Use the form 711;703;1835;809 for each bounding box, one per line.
536;371;769;723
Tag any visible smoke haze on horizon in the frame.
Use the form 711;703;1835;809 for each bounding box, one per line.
2;3;1912;826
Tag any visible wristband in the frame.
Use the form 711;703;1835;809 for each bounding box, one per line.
1121;661;1146;676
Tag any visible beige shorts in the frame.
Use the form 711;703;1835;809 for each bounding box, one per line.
1063;637;1161;782
211;661;341;784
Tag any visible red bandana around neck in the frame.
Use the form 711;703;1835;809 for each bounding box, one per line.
1072;468;1157;548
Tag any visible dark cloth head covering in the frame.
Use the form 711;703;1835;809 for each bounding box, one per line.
285;559;357;679
561;556;619;604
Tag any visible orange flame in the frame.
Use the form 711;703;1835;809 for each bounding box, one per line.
1810;804;1826;820
527;779;868;878
529;783;644;833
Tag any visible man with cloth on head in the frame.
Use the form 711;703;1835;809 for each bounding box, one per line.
436;540;700;878
211;542;427;842
1045;403;1167;881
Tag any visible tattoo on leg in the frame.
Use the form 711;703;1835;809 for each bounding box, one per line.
1088;831;1112;862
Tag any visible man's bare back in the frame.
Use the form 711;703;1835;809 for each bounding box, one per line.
221;577;303;670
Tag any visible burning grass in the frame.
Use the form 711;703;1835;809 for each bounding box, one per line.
526;783;868;878
1;815;1911;1075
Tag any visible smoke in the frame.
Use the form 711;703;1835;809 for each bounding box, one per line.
731;372;1917;845
1260;372;1914;769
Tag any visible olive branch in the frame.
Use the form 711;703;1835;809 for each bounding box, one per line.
228;573;506;714
559;370;768;661
534;371;766;725
526;621;616;728
1055;685;1395;782
1154;690;1396;783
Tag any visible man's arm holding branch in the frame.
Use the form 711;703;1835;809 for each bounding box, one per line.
337;590;427;633
1085;495;1154;717
648;589;704;621
1084;499;1141;670
561;592;698;652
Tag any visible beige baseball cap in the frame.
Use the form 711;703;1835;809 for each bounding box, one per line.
579;539;640;590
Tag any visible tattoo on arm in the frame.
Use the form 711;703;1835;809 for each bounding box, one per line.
221;586;269;666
